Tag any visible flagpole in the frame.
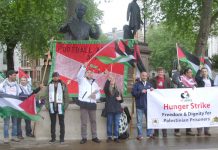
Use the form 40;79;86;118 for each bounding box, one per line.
32;49;50;137
130;37;139;137
87;40;115;64
176;43;181;71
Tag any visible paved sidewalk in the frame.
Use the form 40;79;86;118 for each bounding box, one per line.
0;135;218;150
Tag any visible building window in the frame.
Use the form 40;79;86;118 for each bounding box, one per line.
21;55;29;67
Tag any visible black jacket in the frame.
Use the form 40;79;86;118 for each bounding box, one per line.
104;80;123;114
195;70;214;87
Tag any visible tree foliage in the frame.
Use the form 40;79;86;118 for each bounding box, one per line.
0;0;103;70
147;24;196;73
143;0;218;56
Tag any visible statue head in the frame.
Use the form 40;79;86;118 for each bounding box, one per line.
75;3;87;20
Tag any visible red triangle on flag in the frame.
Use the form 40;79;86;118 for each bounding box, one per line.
18;68;29;78
117;40;125;52
19;94;36;115
177;46;186;59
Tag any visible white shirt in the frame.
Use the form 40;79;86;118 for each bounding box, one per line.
203;78;211;87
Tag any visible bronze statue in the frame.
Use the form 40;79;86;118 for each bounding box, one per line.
127;0;143;36
59;3;100;40
123;25;133;39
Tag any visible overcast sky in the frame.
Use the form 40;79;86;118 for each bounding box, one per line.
98;0;132;33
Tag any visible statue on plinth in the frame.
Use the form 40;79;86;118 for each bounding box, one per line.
127;0;143;37
59;3;100;40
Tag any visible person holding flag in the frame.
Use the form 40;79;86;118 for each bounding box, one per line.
103;75;123;143
77;62;101;144
0;70;21;143
17;76;43;139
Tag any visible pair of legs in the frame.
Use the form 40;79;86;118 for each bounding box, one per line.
106;112;121;139
136;108;153;138
17;118;32;137
80;108;98;139
174;128;194;136
154;129;167;137
197;127;211;136
50;112;65;142
4;116;17;139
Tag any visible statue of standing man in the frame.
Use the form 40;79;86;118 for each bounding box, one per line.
127;0;143;37
59;3;100;40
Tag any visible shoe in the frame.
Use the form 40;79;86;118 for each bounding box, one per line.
197;132;202;136
163;133;167;137
186;132;195;136
147;135;154;139
106;137;112;143
4;138;9;144
49;139;56;144
26;134;35;137
17;136;24;139
136;136;144;141
153;130;159;137
205;132;211;136
114;138;120;143
11;138;20;142
92;137;101;143
80;138;87;144
174;132;181;137
60;140;64;144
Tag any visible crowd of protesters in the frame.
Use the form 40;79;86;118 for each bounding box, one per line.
0;63;216;144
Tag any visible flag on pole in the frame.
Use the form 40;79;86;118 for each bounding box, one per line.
176;45;212;77
96;55;134;67
176;45;200;74
18;67;29;78
0;93;40;121
0;72;6;83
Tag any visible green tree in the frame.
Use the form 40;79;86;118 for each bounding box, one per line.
143;0;218;56
0;0;103;70
0;0;65;70
147;24;195;73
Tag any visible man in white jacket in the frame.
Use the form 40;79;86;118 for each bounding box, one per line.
77;63;101;144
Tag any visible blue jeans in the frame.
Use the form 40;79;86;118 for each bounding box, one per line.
107;112;121;138
136;108;153;137
4;116;17;138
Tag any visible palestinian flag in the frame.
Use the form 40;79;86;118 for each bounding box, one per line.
204;57;212;78
0;72;5;83
0;93;40;121
115;40;146;78
18;67;29;78
115;40;135;67
96;55;133;67
134;44;146;72
177;45;200;74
